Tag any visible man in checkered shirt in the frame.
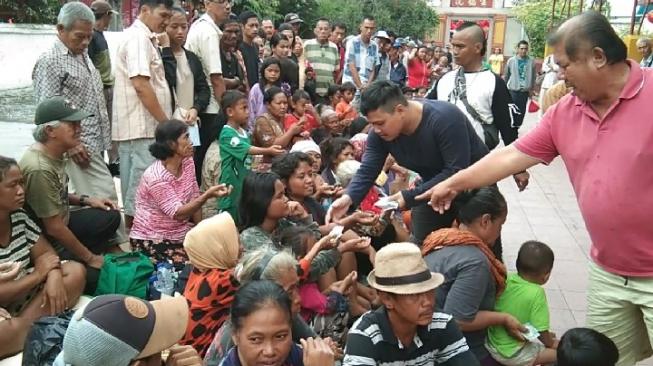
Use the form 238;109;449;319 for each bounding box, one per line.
32;2;125;243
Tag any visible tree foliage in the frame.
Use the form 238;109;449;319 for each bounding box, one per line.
315;0;439;40
512;0;610;58
0;0;61;24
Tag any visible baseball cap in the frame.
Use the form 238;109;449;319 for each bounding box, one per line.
90;0;118;15
392;40;403;48
284;13;303;24
34;96;93;125
54;295;189;366
374;30;391;41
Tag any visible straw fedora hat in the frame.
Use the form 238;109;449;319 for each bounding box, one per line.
367;242;445;295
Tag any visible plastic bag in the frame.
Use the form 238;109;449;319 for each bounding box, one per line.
22;310;75;366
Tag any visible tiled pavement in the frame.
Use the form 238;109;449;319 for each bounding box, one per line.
1;111;651;364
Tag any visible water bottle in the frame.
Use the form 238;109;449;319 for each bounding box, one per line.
153;262;175;296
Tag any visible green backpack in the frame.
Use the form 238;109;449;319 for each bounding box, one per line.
94;252;155;299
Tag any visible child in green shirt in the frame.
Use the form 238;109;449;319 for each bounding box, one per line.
486;240;558;366
218;91;284;222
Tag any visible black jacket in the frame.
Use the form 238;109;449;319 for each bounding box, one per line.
161;47;210;113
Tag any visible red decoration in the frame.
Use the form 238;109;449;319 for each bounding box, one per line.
450;0;494;8
451;18;492;33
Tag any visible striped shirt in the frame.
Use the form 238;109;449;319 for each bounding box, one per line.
0;210;41;280
130;157;200;242
343;307;478;366
303;39;339;97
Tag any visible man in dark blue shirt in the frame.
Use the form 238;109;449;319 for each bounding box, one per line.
326;80;488;244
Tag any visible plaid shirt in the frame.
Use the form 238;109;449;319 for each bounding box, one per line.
343;36;380;86
33;38;111;153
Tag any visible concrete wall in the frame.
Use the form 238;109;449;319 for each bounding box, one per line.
0;24;125;90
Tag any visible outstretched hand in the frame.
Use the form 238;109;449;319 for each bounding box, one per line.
415;183;459;214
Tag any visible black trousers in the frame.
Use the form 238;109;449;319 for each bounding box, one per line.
509;90;529;129
66;208;121;256
65;208;121;294
194;112;225;185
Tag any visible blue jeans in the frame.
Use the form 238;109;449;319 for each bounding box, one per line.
118;139;155;216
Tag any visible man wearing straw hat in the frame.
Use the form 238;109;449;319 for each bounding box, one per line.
343;242;479;366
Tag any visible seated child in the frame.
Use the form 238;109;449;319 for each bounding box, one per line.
275;225;361;347
284;89;320;135
326;84;341;112
486;240;557;366
335;82;359;124
556;327;619;366
218;90;284;221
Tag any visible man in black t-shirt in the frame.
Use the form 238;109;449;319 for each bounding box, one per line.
238;11;260;88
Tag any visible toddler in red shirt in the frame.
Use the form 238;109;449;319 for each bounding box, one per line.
284;89;320;134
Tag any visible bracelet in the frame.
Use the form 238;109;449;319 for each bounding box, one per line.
79;194;89;206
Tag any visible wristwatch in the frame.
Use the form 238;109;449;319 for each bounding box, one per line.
79;194;89;206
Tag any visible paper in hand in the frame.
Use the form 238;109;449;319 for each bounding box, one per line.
188;124;201;146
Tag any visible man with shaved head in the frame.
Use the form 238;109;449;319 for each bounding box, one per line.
426;22;528;190
420;11;653;366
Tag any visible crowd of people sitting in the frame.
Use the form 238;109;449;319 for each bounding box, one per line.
0;0;630;365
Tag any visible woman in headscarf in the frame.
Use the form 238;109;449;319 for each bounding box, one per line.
180;212;241;356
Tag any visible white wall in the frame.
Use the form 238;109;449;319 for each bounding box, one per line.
0;24;125;90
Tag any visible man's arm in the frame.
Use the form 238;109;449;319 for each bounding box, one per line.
210;73;226;103
416;145;542;212
131;76;169;122
503;58;512;81
442;146;539;192
41;215;96;265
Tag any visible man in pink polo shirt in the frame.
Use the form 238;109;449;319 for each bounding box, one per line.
417;11;653;365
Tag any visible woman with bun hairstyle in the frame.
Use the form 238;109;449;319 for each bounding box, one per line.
421;186;524;365
130;120;230;269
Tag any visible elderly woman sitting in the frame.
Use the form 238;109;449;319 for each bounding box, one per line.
130;120;230;270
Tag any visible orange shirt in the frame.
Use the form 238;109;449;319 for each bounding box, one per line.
336;100;358;121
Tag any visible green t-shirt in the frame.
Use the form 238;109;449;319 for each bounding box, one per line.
218;125;252;220
487;273;550;357
19;147;70;224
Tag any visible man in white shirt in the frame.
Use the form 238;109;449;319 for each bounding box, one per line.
112;0;173;226
185;0;230;181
